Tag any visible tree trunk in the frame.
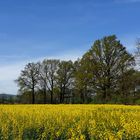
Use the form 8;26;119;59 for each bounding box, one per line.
51;79;54;104
59;85;63;103
102;87;107;103
44;88;47;104
50;92;53;104
60;93;62;103
62;84;66;103
80;90;85;103
32;88;35;104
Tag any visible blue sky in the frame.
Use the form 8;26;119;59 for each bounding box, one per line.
0;0;140;94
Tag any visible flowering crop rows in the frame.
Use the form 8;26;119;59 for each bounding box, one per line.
0;105;140;140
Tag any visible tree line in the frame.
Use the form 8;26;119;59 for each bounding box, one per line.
15;35;140;104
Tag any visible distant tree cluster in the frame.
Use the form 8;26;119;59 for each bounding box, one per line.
15;35;140;104
0;94;17;104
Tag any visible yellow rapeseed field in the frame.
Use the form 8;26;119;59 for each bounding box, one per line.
0;105;140;140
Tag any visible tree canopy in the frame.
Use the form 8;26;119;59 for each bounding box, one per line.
15;35;140;104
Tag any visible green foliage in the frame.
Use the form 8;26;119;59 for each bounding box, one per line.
79;35;135;102
56;60;74;103
15;35;140;105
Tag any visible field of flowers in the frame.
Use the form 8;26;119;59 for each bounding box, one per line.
0;105;139;140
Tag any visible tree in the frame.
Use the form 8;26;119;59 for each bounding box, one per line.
15;62;40;104
81;35;134;102
39;59;59;104
116;53;135;103
38;61;48;104
74;59;93;103
56;60;74;103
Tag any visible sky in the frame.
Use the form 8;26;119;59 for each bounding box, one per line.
0;0;140;94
